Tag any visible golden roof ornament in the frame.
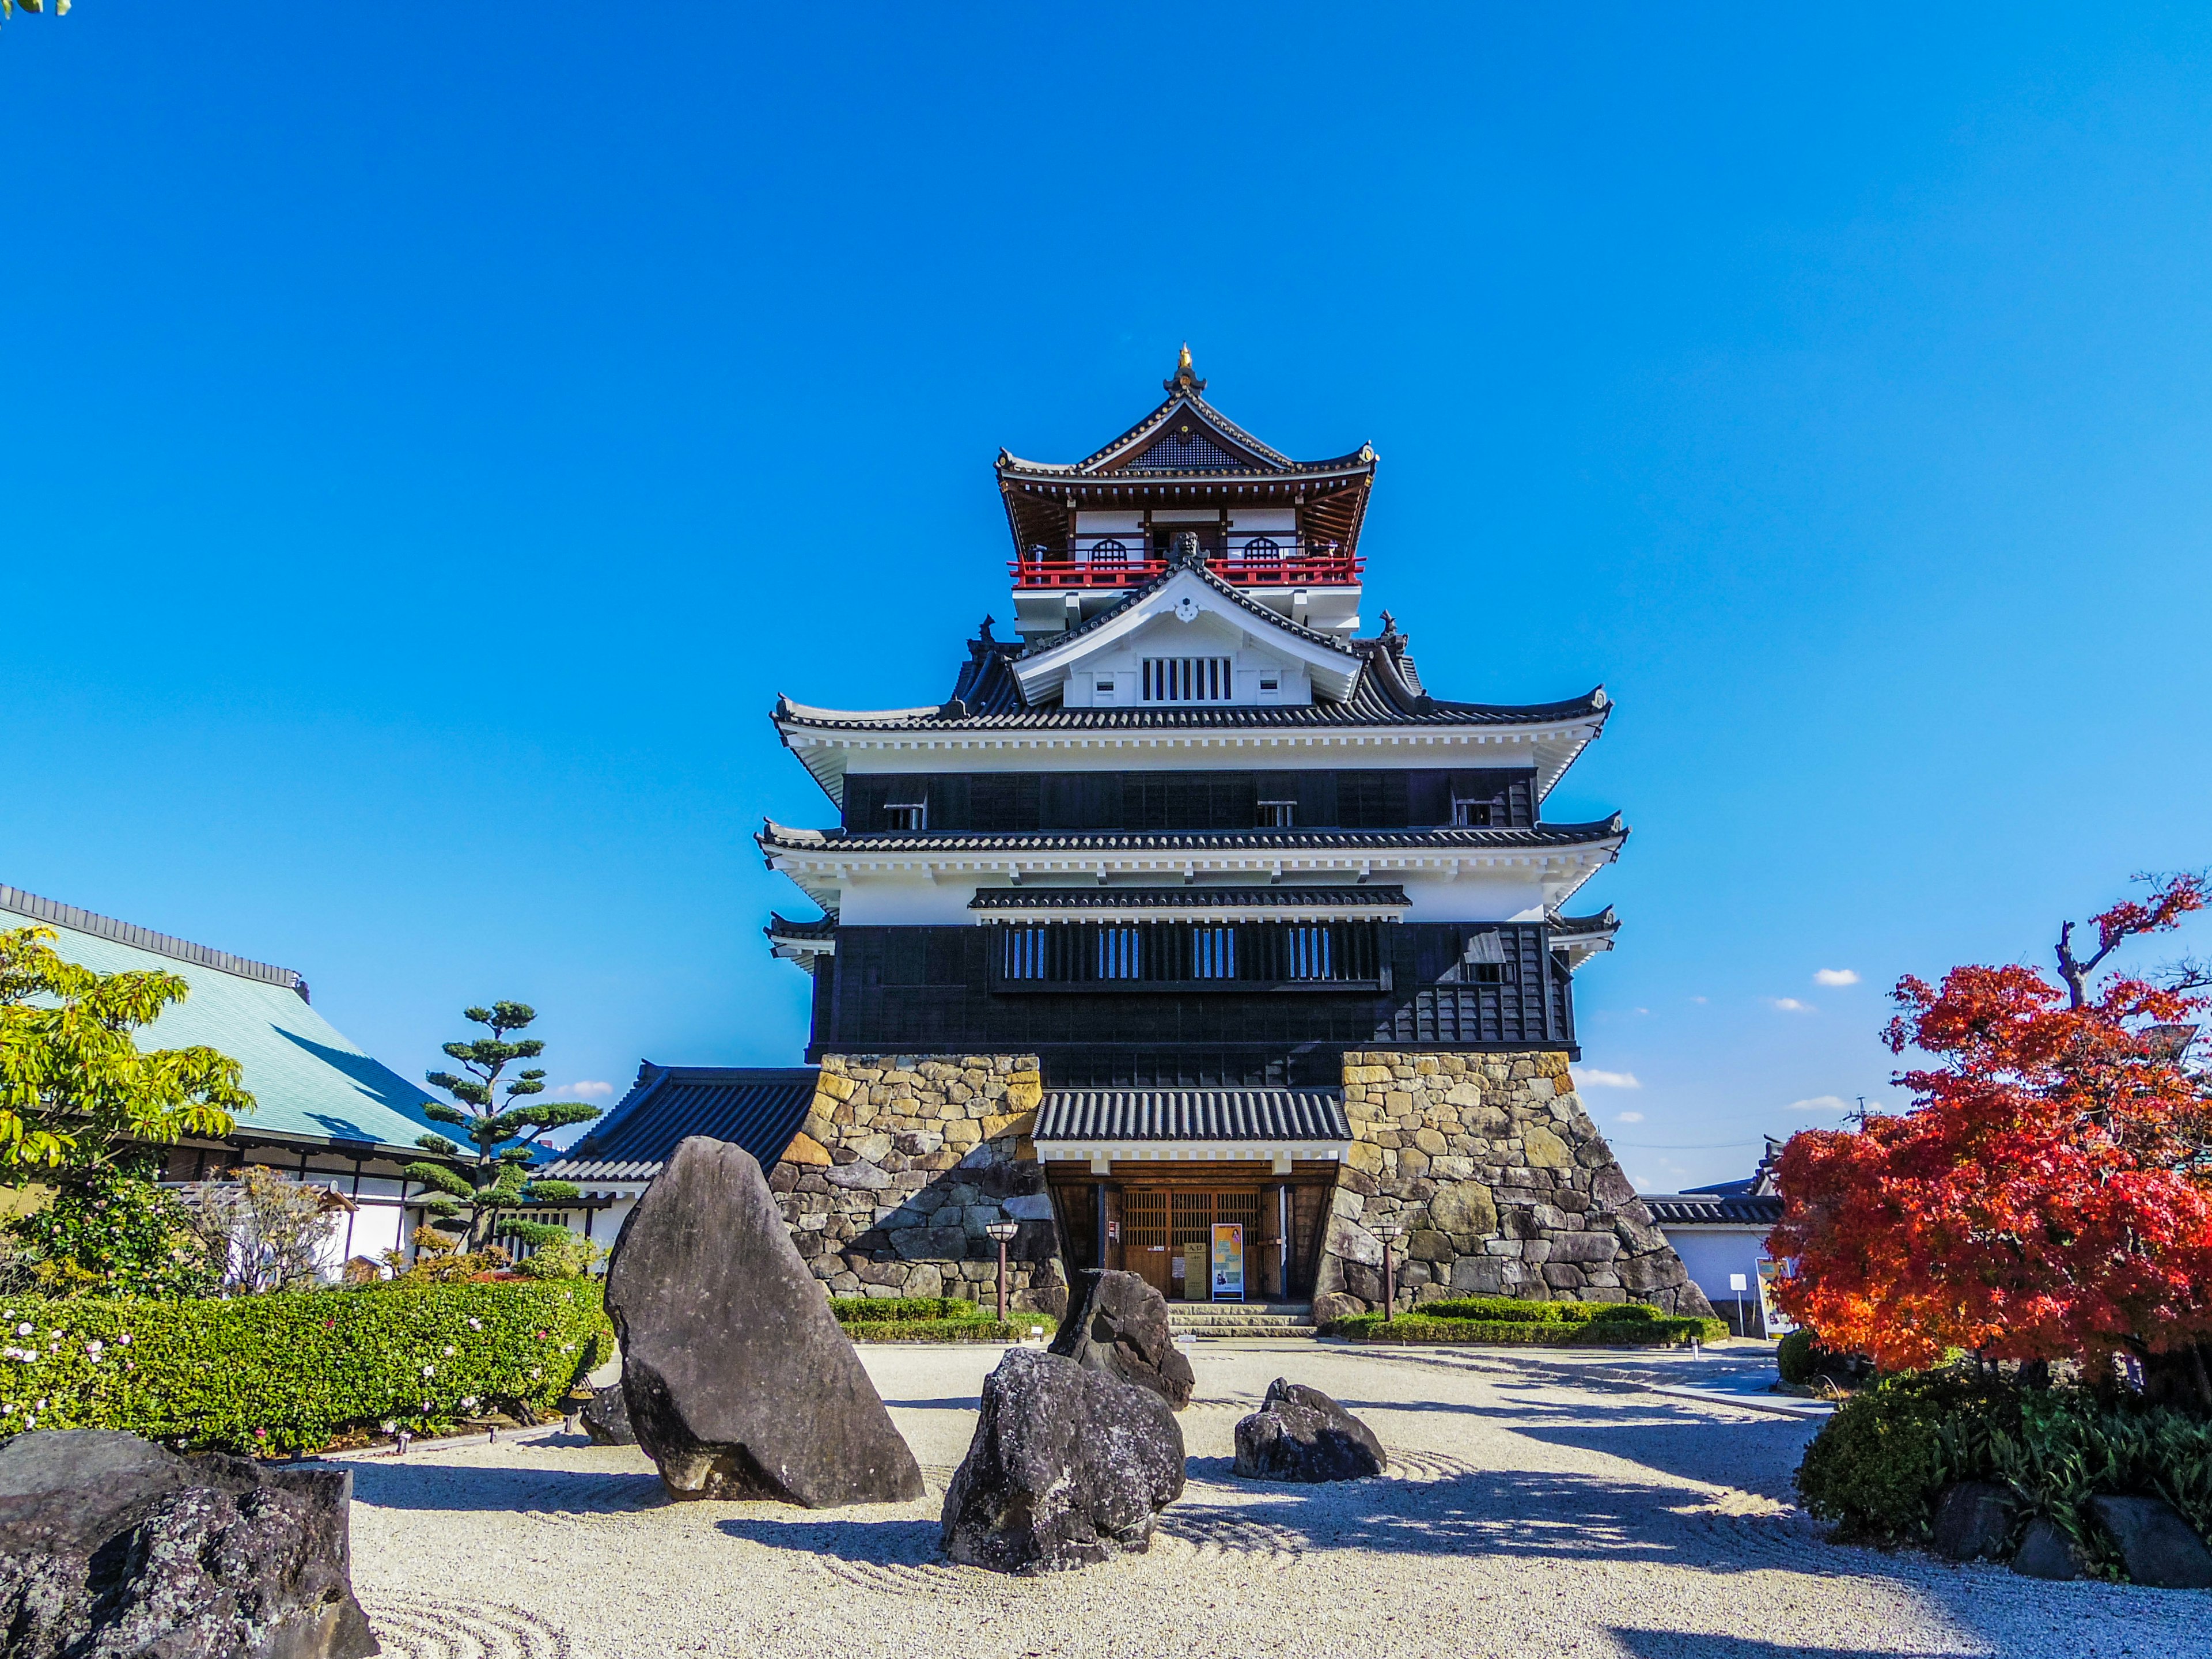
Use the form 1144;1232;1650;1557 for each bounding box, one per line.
1164;342;1207;394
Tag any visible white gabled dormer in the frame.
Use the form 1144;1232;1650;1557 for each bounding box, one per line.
1011;546;1361;710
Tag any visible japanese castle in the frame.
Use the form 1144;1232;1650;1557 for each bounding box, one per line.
564;350;1707;1322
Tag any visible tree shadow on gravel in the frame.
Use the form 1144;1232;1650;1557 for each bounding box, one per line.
1608;1635;1912;1659
350;1461;671;1516
1513;1417;1821;1502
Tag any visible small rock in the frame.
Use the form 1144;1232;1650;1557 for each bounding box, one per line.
940;1347;1185;1574
1930;1480;2014;1562
1233;1379;1385;1482
2088;1494;2212;1589
581;1382;635;1446
0;1429;377;1659
1047;1268;1195;1410
2012;1517;2090;1581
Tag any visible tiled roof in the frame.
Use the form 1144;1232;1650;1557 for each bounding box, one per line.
1639;1194;1785;1226
540;1065;817;1183
774;676;1609;735
760;817;1626;856
1551;907;1620;937
1;884;444;1154
1033;1088;1351;1143
764;911;837;940
969;885;1410;913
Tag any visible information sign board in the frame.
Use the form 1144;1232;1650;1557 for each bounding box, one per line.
1211;1224;1245;1302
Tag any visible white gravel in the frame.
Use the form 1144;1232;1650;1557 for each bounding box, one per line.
342;1342;2212;1659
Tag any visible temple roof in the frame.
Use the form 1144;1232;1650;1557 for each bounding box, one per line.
1033;1085;1352;1146
539;1064;818;1184
997;349;1374;560
759;816;1625;856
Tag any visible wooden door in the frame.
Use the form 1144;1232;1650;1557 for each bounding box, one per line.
1122;1190;1172;1299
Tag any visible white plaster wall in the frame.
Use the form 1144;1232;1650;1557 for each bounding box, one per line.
1664;1226;1779;1327
1059;611;1312;708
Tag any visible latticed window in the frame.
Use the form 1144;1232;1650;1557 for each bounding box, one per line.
1285;926;1333;980
1142;657;1233;702
1001;927;1048;979
1240;535;1283;567
883;801;926;832
1192;926;1236;978
1089;537;1129;569
1097;926;1142;978
1257;800;1295;828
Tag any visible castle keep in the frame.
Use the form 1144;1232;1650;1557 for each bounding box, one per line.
749;351;1710;1324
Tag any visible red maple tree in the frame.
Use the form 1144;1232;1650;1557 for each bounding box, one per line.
1768;874;2212;1408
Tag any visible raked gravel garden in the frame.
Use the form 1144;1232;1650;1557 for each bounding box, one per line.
338;1340;2212;1659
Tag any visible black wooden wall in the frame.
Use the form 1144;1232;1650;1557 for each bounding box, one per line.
810;921;1579;1082
840;768;1538;834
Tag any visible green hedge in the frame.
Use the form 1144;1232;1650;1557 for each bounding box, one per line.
843;1315;1058;1344
0;1281;613;1457
1798;1370;2212;1570
1418;1296;1670;1325
830;1296;988;1322
1330;1309;1725;1346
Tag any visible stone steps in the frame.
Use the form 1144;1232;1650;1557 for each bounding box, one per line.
1168;1303;1318;1339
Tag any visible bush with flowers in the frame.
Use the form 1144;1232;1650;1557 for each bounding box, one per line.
0;1277;612;1456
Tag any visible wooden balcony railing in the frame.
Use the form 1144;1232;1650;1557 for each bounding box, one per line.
1010;546;1365;590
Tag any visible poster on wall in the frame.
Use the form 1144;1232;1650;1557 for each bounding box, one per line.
1756;1259;1797;1336
1211;1223;1245;1302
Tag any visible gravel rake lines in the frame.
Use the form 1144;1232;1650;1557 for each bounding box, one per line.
361;1594;581;1659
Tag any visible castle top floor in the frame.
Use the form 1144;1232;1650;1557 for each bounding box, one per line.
1001;347;1374;644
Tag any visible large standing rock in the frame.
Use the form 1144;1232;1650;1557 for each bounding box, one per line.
2012;1517;2090;1580
941;1347;1185;1574
1233;1378;1385;1482
0;1429;378;1659
580;1383;635;1446
2087;1494;2212;1589
1047;1269;1195;1410
604;1135;924;1506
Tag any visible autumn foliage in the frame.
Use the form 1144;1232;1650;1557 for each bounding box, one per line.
1769;876;2212;1404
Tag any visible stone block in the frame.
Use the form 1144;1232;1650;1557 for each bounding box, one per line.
1346;1141;1385;1175
1520;1124;1571;1169
816;1071;858;1103
1547;1232;1619;1264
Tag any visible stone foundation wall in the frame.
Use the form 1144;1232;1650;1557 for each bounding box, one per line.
1313;1050;1713;1321
767;1053;1069;1316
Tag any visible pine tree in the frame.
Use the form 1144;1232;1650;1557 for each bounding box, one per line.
402;1002;600;1252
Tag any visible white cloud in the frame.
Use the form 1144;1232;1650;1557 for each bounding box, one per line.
1691;995;1709;1005
563;1080;616;1099
1615;1111;1646;1124
1634;1006;1651;1015
1785;1094;1851;1117
1768;997;1815;1013
1575;1069;1642;1090
1813;968;1861;987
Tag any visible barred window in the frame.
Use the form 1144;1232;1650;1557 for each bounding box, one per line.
1001;927;1048;980
1097;926;1142;979
1241;535;1283;567
1257;800;1295;828
1089;537;1129;568
1285;926;1333;980
1142;657;1233;702
1192;927;1236;979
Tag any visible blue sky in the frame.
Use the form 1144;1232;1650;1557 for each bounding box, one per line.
5;6;2209;1188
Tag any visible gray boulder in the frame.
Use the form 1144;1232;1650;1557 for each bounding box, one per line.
604;1135;924;1506
1930;1480;2015;1562
1233;1378;1385;1482
2088;1494;2212;1589
940;1347;1185;1574
1047;1269;1195;1410
581;1383;635;1446
2012;1517;2090;1581
0;1429;377;1659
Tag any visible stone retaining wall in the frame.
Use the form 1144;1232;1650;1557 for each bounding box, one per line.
767;1053;1070;1316
1312;1049;1713;1323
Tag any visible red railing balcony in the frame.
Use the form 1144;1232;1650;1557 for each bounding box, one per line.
1010;544;1364;590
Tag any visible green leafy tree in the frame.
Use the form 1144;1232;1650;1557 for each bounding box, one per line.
402;1002;599;1251
1;1;74;24
10;1159;218;1299
0;925;254;1170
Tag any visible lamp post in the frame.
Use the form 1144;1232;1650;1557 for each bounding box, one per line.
984;1220;1020;1324
1373;1223;1404;1324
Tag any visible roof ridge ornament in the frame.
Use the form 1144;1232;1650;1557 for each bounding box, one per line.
1164;342;1207;395
1166;528;1206;571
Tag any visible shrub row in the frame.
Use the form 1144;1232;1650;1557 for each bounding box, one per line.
1798;1369;2212;1571
843;1316;1059;1344
1418;1296;1676;1325
1330;1311;1725;1346
829;1296;990;1322
0;1281;613;1457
